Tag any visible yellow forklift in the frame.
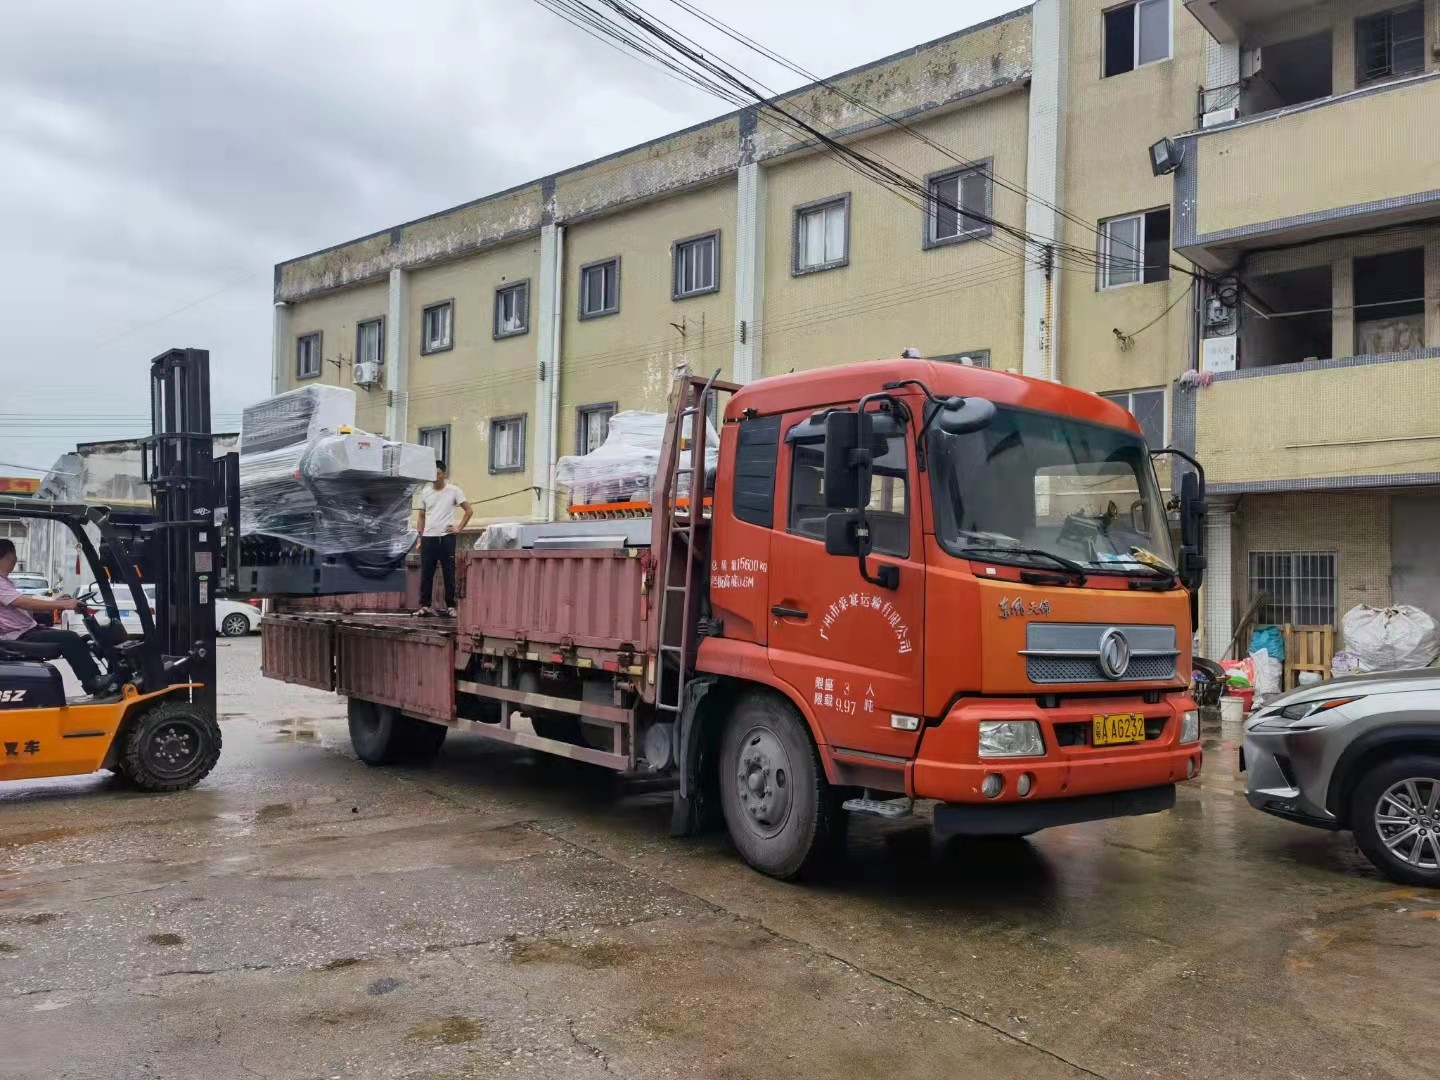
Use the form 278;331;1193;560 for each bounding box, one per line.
0;349;222;790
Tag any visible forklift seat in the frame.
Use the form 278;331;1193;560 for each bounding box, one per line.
0;639;66;662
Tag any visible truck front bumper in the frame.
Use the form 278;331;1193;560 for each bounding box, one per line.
911;693;1202;823
933;783;1176;837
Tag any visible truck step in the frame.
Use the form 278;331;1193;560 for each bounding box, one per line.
842;797;914;821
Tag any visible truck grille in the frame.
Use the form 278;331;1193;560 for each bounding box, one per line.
1026;653;1176;684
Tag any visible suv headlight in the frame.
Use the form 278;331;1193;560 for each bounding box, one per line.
979;720;1045;758
1179;710;1200;744
1251;696;1361;732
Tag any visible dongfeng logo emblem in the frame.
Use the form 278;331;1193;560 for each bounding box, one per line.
1098;628;1131;679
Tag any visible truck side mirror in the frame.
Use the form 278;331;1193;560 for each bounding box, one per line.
822;411;871;509
824;511;864;557
1177;470;1207;592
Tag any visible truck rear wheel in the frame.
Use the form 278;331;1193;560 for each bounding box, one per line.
348;698;448;766
719;691;844;879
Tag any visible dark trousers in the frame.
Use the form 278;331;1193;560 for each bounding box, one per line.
21;626;102;686
420;534;457;609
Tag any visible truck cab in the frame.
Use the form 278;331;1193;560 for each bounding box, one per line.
700;359;1204;862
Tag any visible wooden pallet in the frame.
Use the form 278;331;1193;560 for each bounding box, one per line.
1283;624;1334;689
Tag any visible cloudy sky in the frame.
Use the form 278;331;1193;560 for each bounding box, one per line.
0;0;1019;475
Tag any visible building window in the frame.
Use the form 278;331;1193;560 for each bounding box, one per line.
422;301;453;354
673;232;720;299
925;163;992;248
930;350;991;368
788;423;909;558
1104;0;1171;78
793;194;850;275
579;258;620;319
494;281;529;339
1101;388;1166;449
490;415;526;473
418;425;450;467
732;414;780;529
356;318;384;366
1354;247;1426;354
576;403;616;455
296;332;321;379
1098;208;1170;289
1356;5;1425;85
1249;552;1338;627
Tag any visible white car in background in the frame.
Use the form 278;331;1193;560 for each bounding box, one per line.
63;584;262;638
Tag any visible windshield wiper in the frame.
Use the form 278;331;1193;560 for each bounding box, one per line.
958;546;1088;583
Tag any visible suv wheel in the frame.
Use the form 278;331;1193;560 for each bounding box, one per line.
1351;755;1440;887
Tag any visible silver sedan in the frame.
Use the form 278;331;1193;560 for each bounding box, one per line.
1242;669;1440;886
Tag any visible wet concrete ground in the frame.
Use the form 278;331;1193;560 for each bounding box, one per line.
2;639;1436;1079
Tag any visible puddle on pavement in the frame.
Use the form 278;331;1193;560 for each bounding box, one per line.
508;937;640;970
406;1016;483;1045
1;826;83;849
147;932;186;946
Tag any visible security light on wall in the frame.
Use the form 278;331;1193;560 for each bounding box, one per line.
1148;137;1184;177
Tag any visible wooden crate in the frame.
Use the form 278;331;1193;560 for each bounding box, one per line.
1283;624;1334;689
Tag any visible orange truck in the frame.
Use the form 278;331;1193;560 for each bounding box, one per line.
261;360;1207;879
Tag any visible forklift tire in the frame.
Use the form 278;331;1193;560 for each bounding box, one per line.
719;691;845;880
348;698;447;766
120;700;223;793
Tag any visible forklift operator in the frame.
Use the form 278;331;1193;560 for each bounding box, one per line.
0;539;109;694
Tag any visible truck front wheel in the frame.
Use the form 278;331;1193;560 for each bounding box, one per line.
719;691;844;879
348;698;447;766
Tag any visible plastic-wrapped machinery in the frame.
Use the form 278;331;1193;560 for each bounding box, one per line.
554;410;718;511
238;386;435;588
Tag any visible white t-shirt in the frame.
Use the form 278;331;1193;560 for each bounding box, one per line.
419;483;467;537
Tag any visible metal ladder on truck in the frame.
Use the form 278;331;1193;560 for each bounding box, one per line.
651;370;738;717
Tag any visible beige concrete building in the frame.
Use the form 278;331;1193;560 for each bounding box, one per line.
271;0;1440;652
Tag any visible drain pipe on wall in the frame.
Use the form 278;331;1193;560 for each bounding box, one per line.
533;222;565;522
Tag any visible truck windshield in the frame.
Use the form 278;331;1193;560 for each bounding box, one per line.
928;405;1175;577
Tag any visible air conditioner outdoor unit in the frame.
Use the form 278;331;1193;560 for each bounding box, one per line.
352;360;381;388
1202;106;1239;127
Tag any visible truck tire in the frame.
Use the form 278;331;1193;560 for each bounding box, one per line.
1351;754;1440;887
719;691;844;880
120;700;223;792
348;698;445;765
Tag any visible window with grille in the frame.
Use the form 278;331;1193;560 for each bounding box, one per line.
1248;552;1338;627
793;195;849;274
422;301;453;353
1356;5;1424;84
673;233;719;299
490;415;526;473
296;332;321;379
1101;388;1166;449
576;403;615;455
356;318;383;365
494;282;529;338
926;163;992;247
579;258;620;319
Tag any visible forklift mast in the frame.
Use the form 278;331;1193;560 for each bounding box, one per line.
143;348;218;712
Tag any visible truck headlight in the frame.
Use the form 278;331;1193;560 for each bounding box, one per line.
979;720;1045;758
1180;710;1200;744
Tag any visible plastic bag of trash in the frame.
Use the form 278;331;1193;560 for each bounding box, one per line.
1331;651;1362;678
1249;648;1282;696
1220;657;1254;689
1341;605;1439;672
1249;625;1285;663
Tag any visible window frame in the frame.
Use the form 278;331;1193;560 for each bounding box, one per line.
575;402;618;455
672;230;722;300
1248;551;1339;628
1098;208;1170;290
930;349;991;368
493;280;530;340
355;317;385;368
295;331;322;380
421;300;455;355
1103;0;1173;78
791;193;852;276
732;414;781;529
417;425;450;468
784;417;910;558
489;414;528;474
1355;4;1426;85
578;257;621;320
923;160;994;250
1100;387;1167;449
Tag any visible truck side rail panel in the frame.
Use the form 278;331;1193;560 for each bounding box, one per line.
335;622;456;722
260;615;336;691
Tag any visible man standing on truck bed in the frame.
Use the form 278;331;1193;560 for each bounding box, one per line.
415;461;471;617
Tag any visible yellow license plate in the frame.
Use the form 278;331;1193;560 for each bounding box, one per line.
1092;712;1146;747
